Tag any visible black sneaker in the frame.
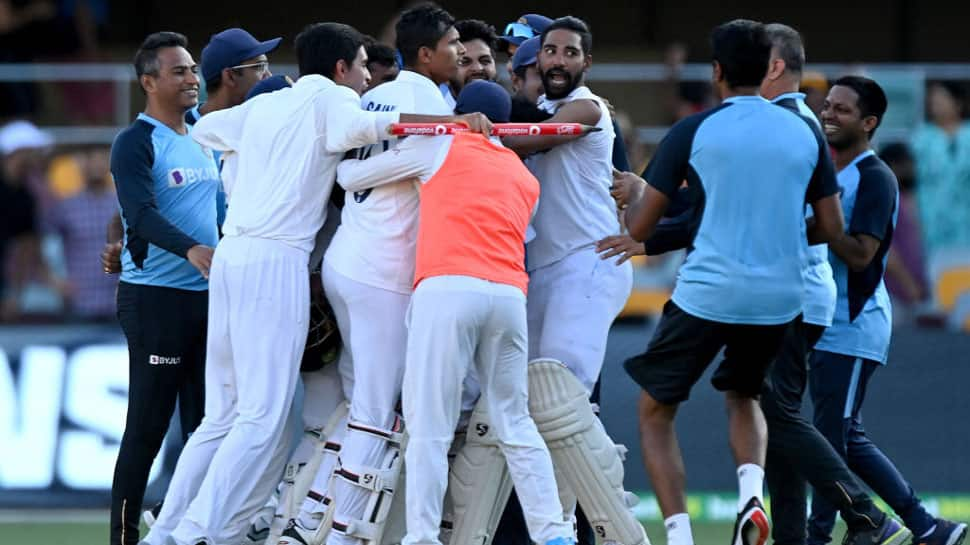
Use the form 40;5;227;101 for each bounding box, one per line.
913;519;968;545
843;515;912;545
731;497;770;545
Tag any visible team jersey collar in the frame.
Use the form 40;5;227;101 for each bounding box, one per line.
770;91;806;103
537;85;591;114
186;105;202;123
396;70;443;96
294;73;337;91
137;112;186;137
722;94;770;105
844;148;876;171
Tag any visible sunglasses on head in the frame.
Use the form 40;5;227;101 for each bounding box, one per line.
503;22;536;39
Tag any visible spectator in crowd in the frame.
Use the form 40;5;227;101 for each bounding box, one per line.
0;119;59;321
662;43;715;124
911;81;970;256
800;70;828;118
880;143;930;325
49;145;118;321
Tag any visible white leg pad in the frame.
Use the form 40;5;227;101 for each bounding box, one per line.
527;358;651;545
440;401;514;545
377;455;407;545
329;420;407;545
273;401;349;543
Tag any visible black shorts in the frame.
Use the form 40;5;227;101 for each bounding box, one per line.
624;301;791;404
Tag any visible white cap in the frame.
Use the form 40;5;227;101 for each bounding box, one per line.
0;120;54;155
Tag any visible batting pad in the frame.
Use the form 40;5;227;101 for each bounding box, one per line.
271;401;349;543
440;400;514;545
330;421;407;545
528;359;651;545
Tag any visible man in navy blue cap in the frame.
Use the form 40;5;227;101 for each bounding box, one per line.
509;36;545;116
497;13;553;82
187;28;281;124
498;13;554;57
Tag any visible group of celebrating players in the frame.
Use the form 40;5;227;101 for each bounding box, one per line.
103;4;968;545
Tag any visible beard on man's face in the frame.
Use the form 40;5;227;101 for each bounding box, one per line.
540;65;580;99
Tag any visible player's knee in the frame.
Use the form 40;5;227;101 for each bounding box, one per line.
637;390;675;424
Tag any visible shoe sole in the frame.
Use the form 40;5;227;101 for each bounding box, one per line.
881;525;914;545
733;508;770;545
946;523;968;545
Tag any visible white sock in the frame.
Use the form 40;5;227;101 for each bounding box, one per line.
664;513;694;545
737;463;765;511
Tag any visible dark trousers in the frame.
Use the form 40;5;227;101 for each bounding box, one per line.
807;352;935;544
763;318;886;545
110;281;208;545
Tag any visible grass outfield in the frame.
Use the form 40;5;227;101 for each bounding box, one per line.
0;520;744;544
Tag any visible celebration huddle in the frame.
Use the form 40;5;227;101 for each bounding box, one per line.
101;4;968;545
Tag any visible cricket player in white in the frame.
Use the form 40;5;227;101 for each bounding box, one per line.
502;17;648;545
138;22;490;545
504;16;632;395
280;7;474;545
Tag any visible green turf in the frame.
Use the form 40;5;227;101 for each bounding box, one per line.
0;521;735;545
0;519;850;544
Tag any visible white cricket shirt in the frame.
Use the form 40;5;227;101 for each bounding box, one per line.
191;74;398;254
525;86;619;271
325;70;452;294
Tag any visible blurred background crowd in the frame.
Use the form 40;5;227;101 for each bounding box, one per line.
1;0;968;334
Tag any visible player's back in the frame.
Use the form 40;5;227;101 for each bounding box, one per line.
670;95;822;325
326;70;452;294
214;76;350;253
772;92;838;327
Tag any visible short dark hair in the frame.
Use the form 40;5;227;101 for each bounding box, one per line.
395;3;455;67
455;19;497;52
364;37;397;68
540;16;592;55
765;23;805;75
134;31;189;78
833;75;888;139
710;19;771;88
295;22;366;79
205;74;222;95
879;142;913;165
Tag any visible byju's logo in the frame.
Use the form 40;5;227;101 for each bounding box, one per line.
168;169;185;187
149;354;181;365
168;166;220;188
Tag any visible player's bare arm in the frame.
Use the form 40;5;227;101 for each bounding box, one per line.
621;172;671;242
501;98;600;156
827;231;881;272
806;193;845;245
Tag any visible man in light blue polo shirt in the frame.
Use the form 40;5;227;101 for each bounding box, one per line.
808;75;968;545
109;31;219;545
619;19;845;545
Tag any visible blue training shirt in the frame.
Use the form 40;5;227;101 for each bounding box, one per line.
111;113;220;291
815;150;899;363
186;106;227;227
772;92;839;327
642;95;838;325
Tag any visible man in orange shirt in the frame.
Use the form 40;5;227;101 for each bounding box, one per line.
335;80;573;545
